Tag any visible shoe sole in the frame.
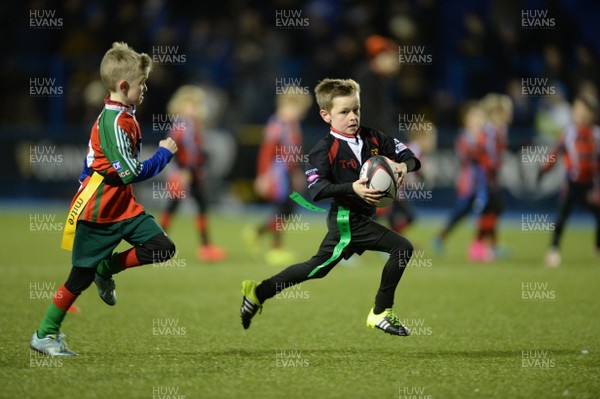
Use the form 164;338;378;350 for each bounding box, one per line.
366;324;411;336
95;279;117;306
366;316;411;336
30;345;79;356
241;281;262;329
98;291;117;306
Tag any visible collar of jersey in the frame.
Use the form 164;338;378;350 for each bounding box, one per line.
104;96;136;114
329;126;361;142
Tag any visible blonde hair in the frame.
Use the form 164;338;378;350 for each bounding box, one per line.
407;118;437;153
276;86;313;109
314;78;360;111
100;42;152;92
480;93;512;118
575;92;599;114
459;100;482;125
167;85;206;117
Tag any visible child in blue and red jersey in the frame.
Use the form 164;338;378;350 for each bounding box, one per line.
467;94;512;262
540;94;600;267
435;101;487;255
380;121;437;234
159;85;227;262
245;88;312;266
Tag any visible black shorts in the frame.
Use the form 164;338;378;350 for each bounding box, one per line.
322;209;394;260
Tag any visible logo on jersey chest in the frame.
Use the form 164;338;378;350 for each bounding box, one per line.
339;159;359;169
371;149;379;156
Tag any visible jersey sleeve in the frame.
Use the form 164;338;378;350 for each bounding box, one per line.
540;132;565;174
377;131;421;172
168;126;185;169
79;154;90;183
101;117;143;184
594;127;600;187
305;139;353;202
257;120;281;175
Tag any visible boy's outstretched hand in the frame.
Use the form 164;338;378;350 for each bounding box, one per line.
159;137;178;154
353;177;382;205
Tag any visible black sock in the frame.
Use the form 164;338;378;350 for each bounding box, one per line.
255;281;271;304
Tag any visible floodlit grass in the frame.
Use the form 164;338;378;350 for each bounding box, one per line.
1;207;599;398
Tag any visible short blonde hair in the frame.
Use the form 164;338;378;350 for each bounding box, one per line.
459;100;482;125
314;78;360;111
480;93;512;117
100;42;152;92
276;86;313;110
574;93;599;115
167;85;205;116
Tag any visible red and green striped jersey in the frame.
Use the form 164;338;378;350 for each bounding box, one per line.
74;97;145;223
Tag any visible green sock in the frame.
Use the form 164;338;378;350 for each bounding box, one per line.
96;253;122;278
37;303;67;338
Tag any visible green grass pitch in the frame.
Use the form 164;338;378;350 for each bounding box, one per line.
1;206;599;398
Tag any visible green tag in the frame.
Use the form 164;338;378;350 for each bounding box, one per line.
289;191;327;213
307;206;351;278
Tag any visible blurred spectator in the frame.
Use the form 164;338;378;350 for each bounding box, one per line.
2;0;599;153
534;84;572;144
354;34;400;136
506;77;534;133
159;85;228;262
244;86;312;266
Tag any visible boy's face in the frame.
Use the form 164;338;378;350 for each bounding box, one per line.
465;108;483;133
572;100;594;126
180;98;201;117
119;73;148;106
320;93;361;135
490;106;512;125
373;50;400;76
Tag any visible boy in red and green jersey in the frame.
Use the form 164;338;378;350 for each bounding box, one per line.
30;42;178;356
78;97;171;222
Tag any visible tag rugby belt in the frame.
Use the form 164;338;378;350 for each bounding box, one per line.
289;192;351;278
86;168;126;186
60;171;118;251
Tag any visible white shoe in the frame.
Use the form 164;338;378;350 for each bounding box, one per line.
545;248;561;268
30;332;78;356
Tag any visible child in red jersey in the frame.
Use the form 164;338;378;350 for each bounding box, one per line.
380;121;437;234
467;94;512;262
540;94;600;267
435;102;487;255
159;85;227;262
30;42;178;356
245;87;312;266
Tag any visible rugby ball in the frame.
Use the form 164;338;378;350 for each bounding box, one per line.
359;156;398;207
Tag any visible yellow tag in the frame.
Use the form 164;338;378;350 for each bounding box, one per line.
60;172;105;251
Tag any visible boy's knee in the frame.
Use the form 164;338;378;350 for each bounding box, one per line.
392;238;413;260
142;233;176;262
305;254;343;279
65;266;96;295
